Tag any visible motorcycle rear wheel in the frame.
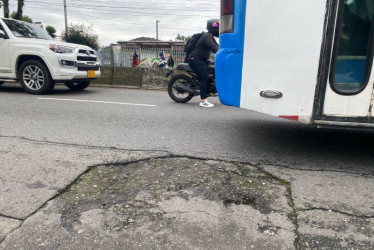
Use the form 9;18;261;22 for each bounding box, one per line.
168;74;195;103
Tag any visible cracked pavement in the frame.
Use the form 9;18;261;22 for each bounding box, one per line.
0;136;373;249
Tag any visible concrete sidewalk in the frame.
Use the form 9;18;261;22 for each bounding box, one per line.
0;137;373;249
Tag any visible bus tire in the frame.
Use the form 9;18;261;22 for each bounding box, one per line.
168;74;194;103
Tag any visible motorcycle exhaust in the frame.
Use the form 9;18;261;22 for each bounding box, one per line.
174;83;196;94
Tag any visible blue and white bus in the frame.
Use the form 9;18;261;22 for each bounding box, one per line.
216;0;374;128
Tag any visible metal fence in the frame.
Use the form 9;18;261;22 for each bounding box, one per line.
98;44;186;68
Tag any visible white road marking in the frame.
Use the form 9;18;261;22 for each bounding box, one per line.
37;97;157;107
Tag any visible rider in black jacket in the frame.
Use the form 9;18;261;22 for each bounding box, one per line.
188;19;219;108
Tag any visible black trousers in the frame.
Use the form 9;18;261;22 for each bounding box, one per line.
188;58;209;99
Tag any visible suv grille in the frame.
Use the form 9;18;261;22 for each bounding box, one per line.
77;49;97;61
78;49;95;54
75;49;99;71
77;56;97;61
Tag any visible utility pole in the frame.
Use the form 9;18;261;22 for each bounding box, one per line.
156;20;160;40
63;0;68;34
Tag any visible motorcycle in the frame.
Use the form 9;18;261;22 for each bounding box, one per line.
165;62;216;103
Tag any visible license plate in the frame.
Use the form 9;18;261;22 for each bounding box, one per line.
87;70;96;78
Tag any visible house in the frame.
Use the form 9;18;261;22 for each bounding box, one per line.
117;37;186;66
117;37;185;49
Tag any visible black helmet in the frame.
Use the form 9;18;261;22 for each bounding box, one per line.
207;18;219;37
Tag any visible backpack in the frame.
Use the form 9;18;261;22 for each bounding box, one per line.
184;32;204;62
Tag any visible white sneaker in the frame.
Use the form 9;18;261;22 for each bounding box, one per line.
199;100;214;108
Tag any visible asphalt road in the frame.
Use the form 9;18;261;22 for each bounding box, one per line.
1;83;374;249
1;82;374;174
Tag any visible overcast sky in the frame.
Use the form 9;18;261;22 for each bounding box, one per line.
1;0;220;46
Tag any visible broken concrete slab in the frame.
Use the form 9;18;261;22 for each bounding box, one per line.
262;165;374;216
298;210;374;249
0;217;22;242
1;158;296;249
0;137;169;219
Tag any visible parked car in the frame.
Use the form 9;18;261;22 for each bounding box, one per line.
0;18;101;94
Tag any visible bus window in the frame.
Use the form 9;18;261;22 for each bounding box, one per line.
330;0;374;94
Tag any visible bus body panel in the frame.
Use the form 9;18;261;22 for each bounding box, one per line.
215;0;247;107
323;82;373;117
238;0;328;121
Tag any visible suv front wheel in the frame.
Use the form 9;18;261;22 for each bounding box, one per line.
18;60;55;94
64;81;91;91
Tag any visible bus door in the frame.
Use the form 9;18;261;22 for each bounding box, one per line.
315;0;374;125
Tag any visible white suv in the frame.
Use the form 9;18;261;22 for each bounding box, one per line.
0;18;101;94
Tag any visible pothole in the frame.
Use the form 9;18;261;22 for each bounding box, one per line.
1;157;295;250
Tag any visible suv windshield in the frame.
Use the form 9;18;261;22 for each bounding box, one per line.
2;19;52;40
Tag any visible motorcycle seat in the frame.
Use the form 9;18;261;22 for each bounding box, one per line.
176;63;215;72
176;63;194;73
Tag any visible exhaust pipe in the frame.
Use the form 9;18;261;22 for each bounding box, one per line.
174;83;196;94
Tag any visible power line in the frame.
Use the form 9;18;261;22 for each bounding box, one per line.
71;4;218;12
68;11;202;32
20;4;213;31
26;1;218;11
23;2;218;16
26;0;219;9
23;5;218;18
36;7;201;32
19;0;217;41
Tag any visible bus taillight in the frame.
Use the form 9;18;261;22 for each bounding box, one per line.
220;0;234;33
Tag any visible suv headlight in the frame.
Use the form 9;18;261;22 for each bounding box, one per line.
49;44;75;54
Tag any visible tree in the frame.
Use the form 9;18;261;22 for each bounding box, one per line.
3;0;24;19
175;33;191;42
13;0;24;20
61;23;99;50
45;25;56;38
2;0;10;18
11;12;32;23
